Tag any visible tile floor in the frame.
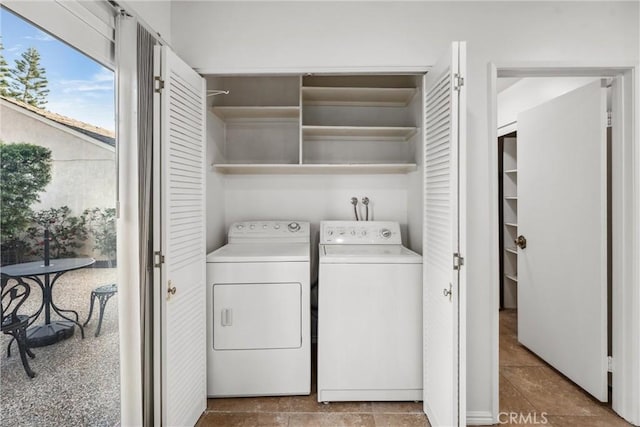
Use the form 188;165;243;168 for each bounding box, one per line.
499;309;631;427
196;311;633;426
197;344;429;427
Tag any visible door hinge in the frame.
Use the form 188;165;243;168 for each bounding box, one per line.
454;74;464;91
154;76;165;93
154;251;165;268
607;356;613;373
453;252;464;270
607;111;612;127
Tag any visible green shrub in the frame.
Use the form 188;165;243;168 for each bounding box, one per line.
0;142;52;264
26;206;88;259
83;207;116;265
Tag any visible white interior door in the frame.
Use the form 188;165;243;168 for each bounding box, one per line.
518;80;608;401
154;45;207;425
423;41;466;426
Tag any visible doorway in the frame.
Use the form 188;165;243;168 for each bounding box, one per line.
489;66;639;426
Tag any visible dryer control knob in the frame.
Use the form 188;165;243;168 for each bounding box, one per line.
274;224;281;230
250;224;255;230
288;222;301;232
380;228;392;239
236;224;244;230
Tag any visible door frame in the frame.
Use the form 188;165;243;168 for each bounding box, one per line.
487;63;639;425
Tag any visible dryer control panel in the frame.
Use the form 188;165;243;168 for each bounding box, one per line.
320;221;401;245
228;221;310;243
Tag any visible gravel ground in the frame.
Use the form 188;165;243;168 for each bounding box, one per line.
1;267;120;427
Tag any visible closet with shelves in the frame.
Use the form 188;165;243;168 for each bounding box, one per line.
501;134;518;308
208;74;422;174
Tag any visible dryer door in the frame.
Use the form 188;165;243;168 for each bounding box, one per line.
213;283;302;350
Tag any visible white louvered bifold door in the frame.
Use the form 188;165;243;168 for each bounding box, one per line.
155;45;207;427
422;41;466;427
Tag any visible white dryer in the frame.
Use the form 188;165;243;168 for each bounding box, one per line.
318;221;423;403
206;221;310;397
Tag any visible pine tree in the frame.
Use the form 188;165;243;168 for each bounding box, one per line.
0;39;10;97
9;47;49;108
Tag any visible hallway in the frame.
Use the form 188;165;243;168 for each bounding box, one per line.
499;309;630;426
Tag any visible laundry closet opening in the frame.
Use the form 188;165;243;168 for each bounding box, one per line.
202;73;429;418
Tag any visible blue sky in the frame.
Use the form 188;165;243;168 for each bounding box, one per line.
1;8;115;131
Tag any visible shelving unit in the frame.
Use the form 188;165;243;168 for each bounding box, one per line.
502;136;518;308
211;106;300;120
207;74;422;173
214;163;417;174
302;86;417;107
302;126;417;141
505;274;518;283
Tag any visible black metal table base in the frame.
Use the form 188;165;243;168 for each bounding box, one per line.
27;321;75;347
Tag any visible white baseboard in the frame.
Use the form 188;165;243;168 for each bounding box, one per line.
467;410;496;426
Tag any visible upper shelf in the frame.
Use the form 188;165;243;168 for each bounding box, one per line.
303;125;417;142
302;86;417;107
210;106;300;120
214;163;417;174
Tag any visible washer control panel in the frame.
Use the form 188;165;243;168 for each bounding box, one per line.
228;221;310;243
320;221;401;245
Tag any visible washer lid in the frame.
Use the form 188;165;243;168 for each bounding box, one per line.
320;244;422;264
207;243;310;263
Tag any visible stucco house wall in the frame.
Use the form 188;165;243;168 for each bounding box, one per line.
0;98;116;259
0;98;116;215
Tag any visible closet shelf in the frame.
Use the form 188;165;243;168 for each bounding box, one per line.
504;196;518;201
214;163;417;175
303;126;417;142
505;274;518;283
505;247;518;255
210;106;300;120
504;169;518;174
302;86;417;107
505;222;518;228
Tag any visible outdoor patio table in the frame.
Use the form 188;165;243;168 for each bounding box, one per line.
0;257;95;347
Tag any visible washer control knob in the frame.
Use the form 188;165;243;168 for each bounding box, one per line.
263;224;268;229
350;229;356;236
361;230;368;237
288;222;301;232
380;228;392;239
327;230;334;236
274;224;280;229
249;224;255;230
236;224;244;230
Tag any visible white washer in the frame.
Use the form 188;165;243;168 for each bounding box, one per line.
318;221;423;402
206;221;310;397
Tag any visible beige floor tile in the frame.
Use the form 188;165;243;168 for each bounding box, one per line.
546;413;632;427
373;413;430;427
196;412;289;427
370;401;423;413
499;374;537;414
287;393;373;413
288;413;376;427
502;366;610;417
499;334;545;367
208;396;291;412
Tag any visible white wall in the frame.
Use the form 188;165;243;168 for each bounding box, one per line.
224;174;409;282
206;110;226;252
121;0;172;44
170;1;640;421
